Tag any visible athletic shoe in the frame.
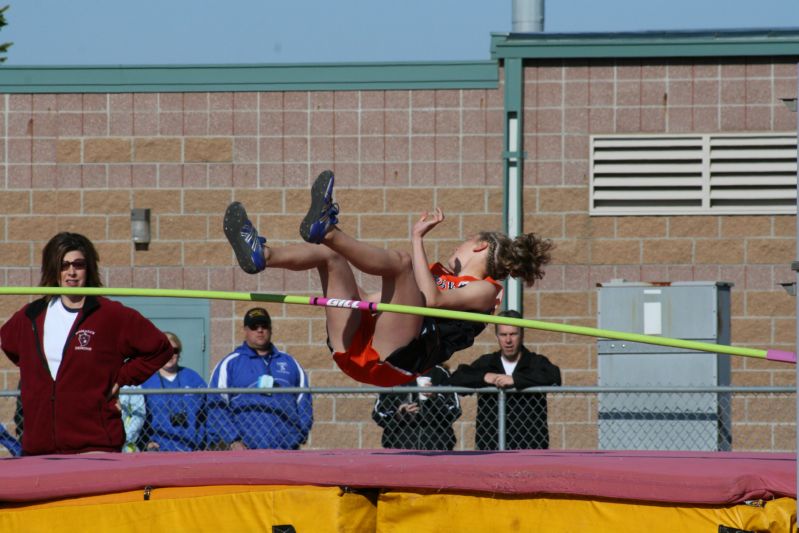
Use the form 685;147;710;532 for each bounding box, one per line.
299;170;339;244
224;201;266;274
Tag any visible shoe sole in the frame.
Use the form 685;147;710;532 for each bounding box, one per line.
223;201;260;274
299;170;335;243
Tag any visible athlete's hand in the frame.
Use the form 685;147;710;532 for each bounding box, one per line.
412;208;444;239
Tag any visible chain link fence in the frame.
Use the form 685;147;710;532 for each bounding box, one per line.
0;386;794;454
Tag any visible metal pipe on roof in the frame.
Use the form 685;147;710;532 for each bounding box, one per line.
505;1;543;314
512;0;545;33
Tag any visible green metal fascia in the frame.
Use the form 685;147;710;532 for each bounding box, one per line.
491;30;799;60
0;61;499;93
501;57;525;313
502;57;524;238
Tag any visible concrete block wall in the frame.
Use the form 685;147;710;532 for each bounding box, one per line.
0;57;795;451
521;58;797;451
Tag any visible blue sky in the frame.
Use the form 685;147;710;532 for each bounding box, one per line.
2;0;798;65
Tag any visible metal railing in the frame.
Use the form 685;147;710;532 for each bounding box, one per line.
0;386;794;454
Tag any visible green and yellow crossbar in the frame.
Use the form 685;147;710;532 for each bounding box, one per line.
1;286;794;364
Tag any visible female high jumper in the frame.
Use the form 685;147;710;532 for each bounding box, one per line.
224;170;553;386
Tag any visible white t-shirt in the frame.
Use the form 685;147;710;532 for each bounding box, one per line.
501;357;519;376
43;298;80;380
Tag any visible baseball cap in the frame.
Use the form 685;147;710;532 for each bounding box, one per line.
243;307;271;329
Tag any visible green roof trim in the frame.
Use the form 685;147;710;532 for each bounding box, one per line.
0;61;498;93
491;29;799;59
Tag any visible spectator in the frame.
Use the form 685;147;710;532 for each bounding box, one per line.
372;365;461;450
207;307;313;450
141;332;207;451
0;232;173;455
119;386;146;452
449;310;561;450
0;423;21;457
13;381;22;442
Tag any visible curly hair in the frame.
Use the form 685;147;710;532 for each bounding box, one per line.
478;231;553;287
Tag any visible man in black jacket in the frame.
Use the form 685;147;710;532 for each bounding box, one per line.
372;365;461;450
449;310;561;450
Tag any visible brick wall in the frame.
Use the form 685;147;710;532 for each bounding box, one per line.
0;57;795;451
521;58;797;450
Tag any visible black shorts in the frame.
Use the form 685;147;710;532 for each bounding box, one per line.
384;317;444;375
325;316;443;376
327;315;485;377
387;316;486;374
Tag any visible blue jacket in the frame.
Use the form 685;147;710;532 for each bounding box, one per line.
0;423;21;457
207;342;312;450
141;367;207;451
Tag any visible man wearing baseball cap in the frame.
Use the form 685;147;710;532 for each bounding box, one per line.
207;307;313;450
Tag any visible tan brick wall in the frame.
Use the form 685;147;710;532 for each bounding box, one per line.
519;58;796;452
0;58;795;452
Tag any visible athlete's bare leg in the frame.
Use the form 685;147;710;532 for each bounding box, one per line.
264;243;362;353
299;170;426;358
321;229;424;358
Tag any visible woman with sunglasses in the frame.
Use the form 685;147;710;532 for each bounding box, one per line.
0;232;174;455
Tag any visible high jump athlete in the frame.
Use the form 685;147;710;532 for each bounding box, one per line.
224;170;552;386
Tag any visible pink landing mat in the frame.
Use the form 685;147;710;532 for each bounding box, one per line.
0;449;794;505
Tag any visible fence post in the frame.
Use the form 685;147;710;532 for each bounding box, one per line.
497;388;506;451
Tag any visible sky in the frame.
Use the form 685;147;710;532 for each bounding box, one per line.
2;0;798;66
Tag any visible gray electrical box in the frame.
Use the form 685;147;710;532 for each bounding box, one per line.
597;281;732;451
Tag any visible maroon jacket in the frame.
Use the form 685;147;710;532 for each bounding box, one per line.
1;296;173;455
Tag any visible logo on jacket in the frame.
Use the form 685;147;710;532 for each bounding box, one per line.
75;329;95;351
275;361;289;374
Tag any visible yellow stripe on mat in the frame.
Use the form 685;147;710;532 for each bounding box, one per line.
0;485;376;533
376;492;796;533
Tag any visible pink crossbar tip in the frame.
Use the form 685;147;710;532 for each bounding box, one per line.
766;350;796;364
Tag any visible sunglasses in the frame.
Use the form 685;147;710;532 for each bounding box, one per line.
247;324;270;331
60;259;87;271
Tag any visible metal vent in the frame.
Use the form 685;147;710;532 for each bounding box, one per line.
590;133;797;215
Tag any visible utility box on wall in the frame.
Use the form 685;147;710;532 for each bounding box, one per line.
597;281;732;451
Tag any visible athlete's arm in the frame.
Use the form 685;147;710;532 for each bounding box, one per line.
424;279;498;312
411;209;498;312
411;208;444;306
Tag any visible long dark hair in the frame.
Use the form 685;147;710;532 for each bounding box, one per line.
39;232;103;289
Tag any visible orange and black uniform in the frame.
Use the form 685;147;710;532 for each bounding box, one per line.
332;263;502;386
